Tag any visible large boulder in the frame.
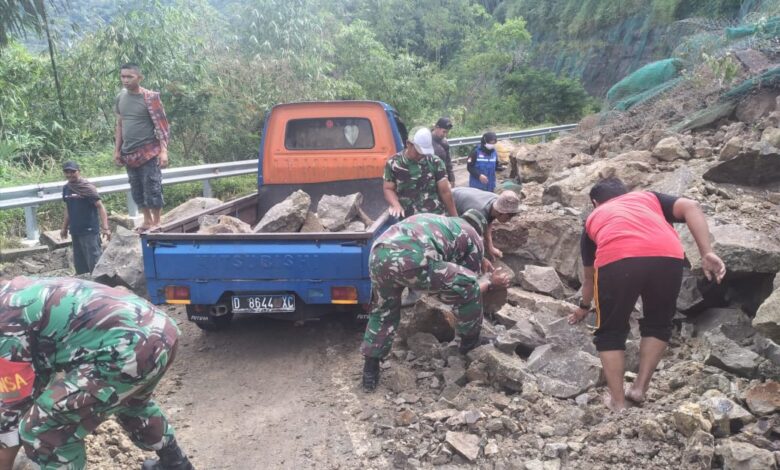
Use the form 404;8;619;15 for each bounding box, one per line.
299;211;325;233
543;317;598;357
681;223;780;274
506;288;574;319
518;265;565;299
495;318;546;357
703;143;780;186
542;151;654;209
92;226;146;296
702;327;760;378
715;439;777;470
474;348;532;392
398;295;456;343
761;127;780;148
653;136;691;161
317;193;363;232
698;390;755;437
648;166;698;196
253;190;311;233
161;197;223;225
197;214;252;234
754;288;780;342
526;344;602;398
514;135;593;183
681;430;715;470
493;212;582;282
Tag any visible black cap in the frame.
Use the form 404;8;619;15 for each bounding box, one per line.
435;117;453;130
62;161;80;171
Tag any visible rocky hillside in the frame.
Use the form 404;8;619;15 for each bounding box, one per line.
498;0;780;95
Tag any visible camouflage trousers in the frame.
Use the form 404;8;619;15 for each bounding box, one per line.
19;323;178;469
361;244;482;359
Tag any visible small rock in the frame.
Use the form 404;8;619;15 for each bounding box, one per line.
386;368;417;394
484;440;500;457
518;265;565;299
761;127;780;148
699;390;755;437
745;381;780;416
682;430;715;470
719;136;744;161
653;136;691;161
639;418;665;441
445;431;481;462
396;410;417;427
674;402;712;437
716;439;777;470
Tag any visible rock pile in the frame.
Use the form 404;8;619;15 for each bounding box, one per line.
355;57;779;469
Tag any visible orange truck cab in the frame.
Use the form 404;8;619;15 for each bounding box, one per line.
142;101;407;330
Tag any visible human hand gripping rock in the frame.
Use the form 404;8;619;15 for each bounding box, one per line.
702;252;726;283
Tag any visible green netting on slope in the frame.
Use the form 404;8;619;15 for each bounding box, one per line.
669;66;780;133
606;59;684;109
726;16;780;40
613;77;683;111
720;65;780;101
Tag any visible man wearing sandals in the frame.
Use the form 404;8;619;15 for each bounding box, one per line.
568;178;726;412
114;63;170;233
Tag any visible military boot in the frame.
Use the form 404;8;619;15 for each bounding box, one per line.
458;330;495;355
362;357;381;392
141;439;194;470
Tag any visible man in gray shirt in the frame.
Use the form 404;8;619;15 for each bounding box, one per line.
452;187;521;270
114;63;170;233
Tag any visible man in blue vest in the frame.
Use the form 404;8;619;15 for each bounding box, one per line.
467;132;498;192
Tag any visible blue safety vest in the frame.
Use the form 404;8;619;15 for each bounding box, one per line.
469;146;497;192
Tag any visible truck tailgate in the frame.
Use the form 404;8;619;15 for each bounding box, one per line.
151;239;367;280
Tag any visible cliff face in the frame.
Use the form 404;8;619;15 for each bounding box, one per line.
517;0;773;96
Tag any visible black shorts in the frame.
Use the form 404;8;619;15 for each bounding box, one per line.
593;257;683;351
126;157;164;209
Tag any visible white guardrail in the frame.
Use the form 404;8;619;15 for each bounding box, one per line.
0;124;576;241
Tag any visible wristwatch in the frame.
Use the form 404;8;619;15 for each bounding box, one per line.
578;300;591;310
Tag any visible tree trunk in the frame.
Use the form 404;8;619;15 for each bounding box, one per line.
38;0;66;121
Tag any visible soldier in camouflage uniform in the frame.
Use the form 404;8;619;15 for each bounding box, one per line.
384;126;457;220
360;210;511;391
0;277;193;470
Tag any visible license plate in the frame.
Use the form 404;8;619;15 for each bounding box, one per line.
231;295;295;313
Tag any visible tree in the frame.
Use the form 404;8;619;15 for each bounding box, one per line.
0;0;67;119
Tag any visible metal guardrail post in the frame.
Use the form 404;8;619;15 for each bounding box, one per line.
203;179;213;198
127;192;138;217
24;206;39;241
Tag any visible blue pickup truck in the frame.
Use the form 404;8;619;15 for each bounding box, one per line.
141;101;407;330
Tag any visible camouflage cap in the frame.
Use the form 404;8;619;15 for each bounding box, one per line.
460;209;487;237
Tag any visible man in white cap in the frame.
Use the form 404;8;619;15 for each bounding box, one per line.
452;187;522;271
383;126;457;220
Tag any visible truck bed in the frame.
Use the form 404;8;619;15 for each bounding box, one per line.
141;179;391;307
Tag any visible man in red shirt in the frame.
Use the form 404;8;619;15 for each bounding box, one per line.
569;177;726;411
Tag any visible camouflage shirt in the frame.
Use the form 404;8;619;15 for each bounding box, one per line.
373;213;483;273
0;277;179;436
384;150;448;218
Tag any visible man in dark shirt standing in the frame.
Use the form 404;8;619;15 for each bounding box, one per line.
114;63;170;233
60;161;111;275
432;117;455;185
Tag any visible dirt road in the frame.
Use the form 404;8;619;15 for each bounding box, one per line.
156;307;380;470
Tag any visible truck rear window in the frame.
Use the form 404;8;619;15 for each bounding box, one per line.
285;118;375;150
